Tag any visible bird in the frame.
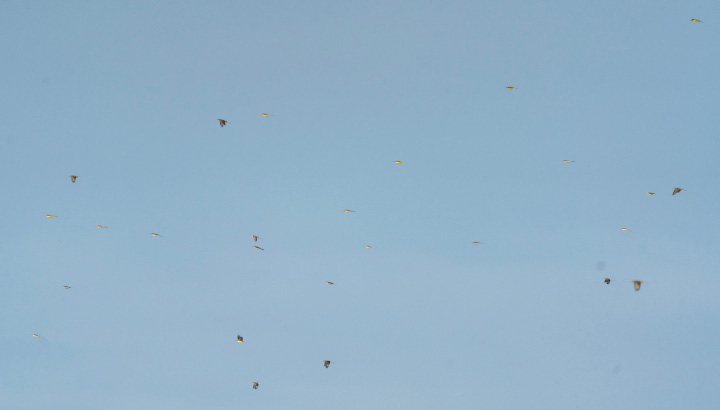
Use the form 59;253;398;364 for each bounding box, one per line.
69;175;77;183
218;119;229;127
621;228;630;232
672;187;684;195
646;192;656;196
365;245;373;248
324;360;332;368
96;225;108;228
344;209;355;213
633;280;643;291
62;286;71;289
252;382;260;390
254;245;264;251
472;241;482;245
237;335;244;343
326;281;335;285
562;160;575;163
691;19;703;23
506;86;517;90
394;161;403;164
251;235;261;242
32;334;40;338
604;278;611;284
45;214;58;218
150;233;161;237
261;113;271;117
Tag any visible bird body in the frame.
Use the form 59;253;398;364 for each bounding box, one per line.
32;334;40;338
251;235;261;242
633;280;643;291
324;360;332;368
150;233;161;237
252;382;260;389
69;175;77;183
621;228;630;231
506;86;517;90
326;281;335;285
365;245;373;248
604;278;611;284
672;187;684;195
45;214;57;218
62;286;71;289
254;245;264;251
261;113;271;117
96;225;107;228
646;192;656;196
237;335;244;343
344;209;355;213
562;160;575;163
394;161;403;164
691;19;703;22
218;119;229;127
472;241;482;245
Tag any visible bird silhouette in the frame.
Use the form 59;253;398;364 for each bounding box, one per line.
365;245;374;248
252;382;260;389
562;160;575;163
150;233;162;237
672;187;684;195
506;86;517;90
218;119;229;127
32;334;40;338
254;245;264;251
633;280;643;291
69;175;77;183
604;278;611;284
691;19;703;23
45;214;58;218
472;241;482;245
326;281;335;285
251;235;261;242
646;192;656;196
324;360;332;368
62;286;71;289
261;113;271;117
96;225;108;228
344;209;355;213
237;335;244;343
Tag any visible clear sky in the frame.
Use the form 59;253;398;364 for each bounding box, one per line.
2;1;720;409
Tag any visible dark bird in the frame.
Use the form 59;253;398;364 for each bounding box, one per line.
672;187;684;195
324;360;332;368
253;245;264;251
604;278;611;284
218;119;229;127
237;335;244;343
326;281;335;285
251;235;261;242
633;280;643;291
252;382;260;389
69;175;77;183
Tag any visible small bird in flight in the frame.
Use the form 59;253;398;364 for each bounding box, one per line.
646;192;656;196
324;360;332;368
562;160;575;163
150;233;162;237
604;278;611;284
672;187;684;195
62;285;71;289
69;175;77;183
251;235;261;242
32;334;40;338
218;119;229;127
621;228;630;232
326;281;335;285
472;241;482;245
344;209;355;213
365;245;374;248
237;335;244;343
261;113;271;117
45;214;58;218
394;161;403;164
254;245;264;251
506;86;517;90
96;225;108;228
633;280;643;291
691;19;703;23
252;382;260;390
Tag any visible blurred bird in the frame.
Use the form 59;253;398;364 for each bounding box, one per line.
261;113;271;117
672;187;684;195
506;86;517;90
251;235;261;242
62;286;71;289
691;19;703;23
633;280;643;291
562;160;575;163
324;360;332;368
45;214;58;218
254;246;264;251
604;278;611;284
344;209;355;213
96;225;108;228
326;281;335;285
218;119;229;127
472;241;482;245
621;228;630;231
252;382;260;390
646;192;656;196
237;335;244;343
365;245;373;248
150;233;161;237
32;334;40;338
394;161;403;164
69;175;77;183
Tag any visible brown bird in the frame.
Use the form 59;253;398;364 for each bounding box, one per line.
672;187;684;195
365;245;373;248
32;334;40;338
344;209;355;213
324;360;332;368
562;160;575;163
252;382;260;389
150;233;161;237
69;175;77;183
96;225;108;228
254;245;264;251
45;214;58;218
251;235;261;242
237;335;244;343
646;192;656;196
691;19;703;23
633;280;643;291
604;278;611;284
506;86;517;90
261;113;271;117
62;285;71;289
218;119;229;127
326;281;335;285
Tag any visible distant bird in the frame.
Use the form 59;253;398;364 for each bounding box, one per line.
251;235;261;242
562;160;575;163
621;228;630;231
254;245;264;251
672;187;684;195
96;225;108;228
45;214;58;218
691;19;703;23
261;113;271;117
62;286;71;289
646;192;656;196
394;161;403;164
32;334;40;338
150;233;161;237
326;281;335;285
69;175;77;183
218;119;229;127
324;360;332;368
365;245;373;248
472;241;482;245
252;382;260;390
506;86;517;90
633;280;643;291
604;278;611;284
237;335;244;343
344;209;355;213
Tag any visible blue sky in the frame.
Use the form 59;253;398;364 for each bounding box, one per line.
2;1;719;409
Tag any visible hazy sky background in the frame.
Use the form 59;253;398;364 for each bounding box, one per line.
2;1;720;409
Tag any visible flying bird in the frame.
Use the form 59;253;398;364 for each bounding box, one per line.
150;233;161;237
633;280;643;291
251;235;261;242
218;119;229;127
604;278;611;284
32;334;40;338
237;335;244;343
261;113;271;117
324;360;332;368
96;225;108;228
365;245;373;248
254;245;264;251
562;160;575;163
326;281;335;285
620;228;630;231
672;187;684;195
472;241;482;245
252;382;260;390
394;161;403;164
506;86;517;90
344;209;355;213
45;214;58;218
69;175;77;183
62;286;71;289
691;19;703;23
646;192;656;196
